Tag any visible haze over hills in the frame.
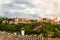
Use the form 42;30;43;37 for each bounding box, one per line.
0;0;60;20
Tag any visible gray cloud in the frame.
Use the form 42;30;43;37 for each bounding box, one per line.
0;0;38;19
0;0;60;19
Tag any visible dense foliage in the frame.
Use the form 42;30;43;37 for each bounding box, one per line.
0;18;60;38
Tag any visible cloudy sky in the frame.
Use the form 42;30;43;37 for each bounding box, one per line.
0;0;60;19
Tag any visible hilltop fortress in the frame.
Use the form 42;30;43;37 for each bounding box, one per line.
2;17;60;24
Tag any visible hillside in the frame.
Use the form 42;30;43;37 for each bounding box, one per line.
0;17;60;38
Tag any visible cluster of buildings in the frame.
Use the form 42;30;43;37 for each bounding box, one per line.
2;17;60;24
3;17;32;24
37;17;59;24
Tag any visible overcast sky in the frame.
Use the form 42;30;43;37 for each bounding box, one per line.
0;0;60;19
